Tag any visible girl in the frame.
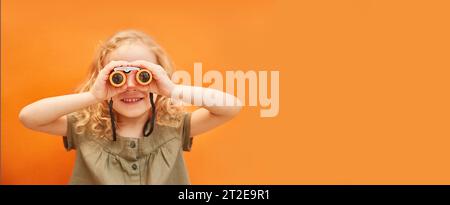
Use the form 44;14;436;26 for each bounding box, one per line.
19;30;242;185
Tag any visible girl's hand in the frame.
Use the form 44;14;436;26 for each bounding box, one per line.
129;60;175;97
90;60;129;102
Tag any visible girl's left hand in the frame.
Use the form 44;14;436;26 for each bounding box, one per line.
129;60;175;97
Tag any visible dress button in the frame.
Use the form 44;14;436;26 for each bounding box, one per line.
130;141;136;148
132;164;138;170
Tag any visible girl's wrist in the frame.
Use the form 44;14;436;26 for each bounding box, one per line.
164;82;177;98
87;90;103;103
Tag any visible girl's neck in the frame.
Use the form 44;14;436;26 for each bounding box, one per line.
116;111;150;138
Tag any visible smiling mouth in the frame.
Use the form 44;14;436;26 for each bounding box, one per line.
121;97;144;104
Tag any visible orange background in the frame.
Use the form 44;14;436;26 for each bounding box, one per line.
2;0;450;184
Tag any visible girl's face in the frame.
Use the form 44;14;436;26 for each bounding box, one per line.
106;42;157;119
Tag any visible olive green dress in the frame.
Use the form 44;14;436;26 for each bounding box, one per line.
62;112;193;185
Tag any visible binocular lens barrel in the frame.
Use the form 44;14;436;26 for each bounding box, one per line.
109;71;126;87
136;70;152;85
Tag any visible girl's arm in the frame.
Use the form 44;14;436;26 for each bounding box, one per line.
19;61;129;136
130;60;242;137
19;92;99;136
170;85;242;136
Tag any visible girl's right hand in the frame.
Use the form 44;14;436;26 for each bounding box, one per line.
89;61;129;102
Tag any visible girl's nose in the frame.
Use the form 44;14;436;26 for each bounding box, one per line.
126;71;138;87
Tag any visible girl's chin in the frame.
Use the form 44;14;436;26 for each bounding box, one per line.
115;107;148;118
117;111;148;118
113;101;149;118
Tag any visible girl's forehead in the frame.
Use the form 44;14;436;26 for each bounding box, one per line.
106;43;157;64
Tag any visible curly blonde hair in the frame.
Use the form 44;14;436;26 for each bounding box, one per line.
73;30;184;139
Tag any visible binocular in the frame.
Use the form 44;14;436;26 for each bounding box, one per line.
109;66;152;87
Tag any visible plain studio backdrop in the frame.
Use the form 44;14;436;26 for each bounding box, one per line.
2;0;450;184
